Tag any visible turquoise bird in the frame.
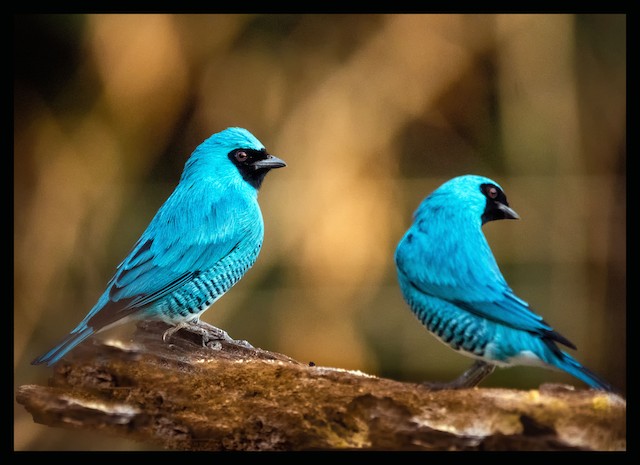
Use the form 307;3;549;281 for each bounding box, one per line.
32;127;286;366
394;175;614;391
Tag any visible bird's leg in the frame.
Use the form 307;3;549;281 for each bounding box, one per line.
422;360;496;390
451;360;496;387
162;319;254;349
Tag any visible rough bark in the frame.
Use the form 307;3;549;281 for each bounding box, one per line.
17;321;626;451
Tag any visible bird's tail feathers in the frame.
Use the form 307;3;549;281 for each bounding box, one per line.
554;351;616;393
31;325;95;367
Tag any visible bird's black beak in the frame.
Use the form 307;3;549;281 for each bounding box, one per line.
496;202;520;220
252;154;287;170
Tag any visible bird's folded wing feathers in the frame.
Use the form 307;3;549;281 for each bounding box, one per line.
451;290;577;349
83;193;258;327
398;246;555;336
108;238;221;305
397;229;577;349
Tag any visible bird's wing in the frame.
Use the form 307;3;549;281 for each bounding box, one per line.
397;234;576;348
82;190;261;329
454;286;576;350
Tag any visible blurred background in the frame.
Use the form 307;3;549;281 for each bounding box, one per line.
14;14;626;450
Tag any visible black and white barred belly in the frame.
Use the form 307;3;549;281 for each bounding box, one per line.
408;295;495;360
153;242;262;322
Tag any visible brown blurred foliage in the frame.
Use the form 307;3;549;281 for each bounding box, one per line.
14;14;626;450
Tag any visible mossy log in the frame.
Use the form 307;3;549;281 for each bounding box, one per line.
17;321;626;451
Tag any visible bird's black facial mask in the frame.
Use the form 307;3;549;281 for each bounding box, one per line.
229;148;286;189
480;183;520;224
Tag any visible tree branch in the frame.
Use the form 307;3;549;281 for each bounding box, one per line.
17;321;626;451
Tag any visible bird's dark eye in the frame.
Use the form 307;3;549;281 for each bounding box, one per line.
235;151;248;162
488;186;498;199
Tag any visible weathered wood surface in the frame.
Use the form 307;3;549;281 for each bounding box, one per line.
17;321;626;451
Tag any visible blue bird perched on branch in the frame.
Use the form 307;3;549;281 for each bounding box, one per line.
32;127;286;366
394;175;615;392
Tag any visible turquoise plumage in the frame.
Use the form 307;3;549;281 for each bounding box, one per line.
395;175;614;391
32;127;286;366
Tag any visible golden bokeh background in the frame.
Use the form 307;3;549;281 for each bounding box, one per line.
14;14;626;450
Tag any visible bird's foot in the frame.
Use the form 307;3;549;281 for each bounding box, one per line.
162;320;254;349
421;360;496;390
191;320;255;349
162;322;188;343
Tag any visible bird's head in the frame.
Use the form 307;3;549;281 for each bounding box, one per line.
183;127;286;190
420;175;519;226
